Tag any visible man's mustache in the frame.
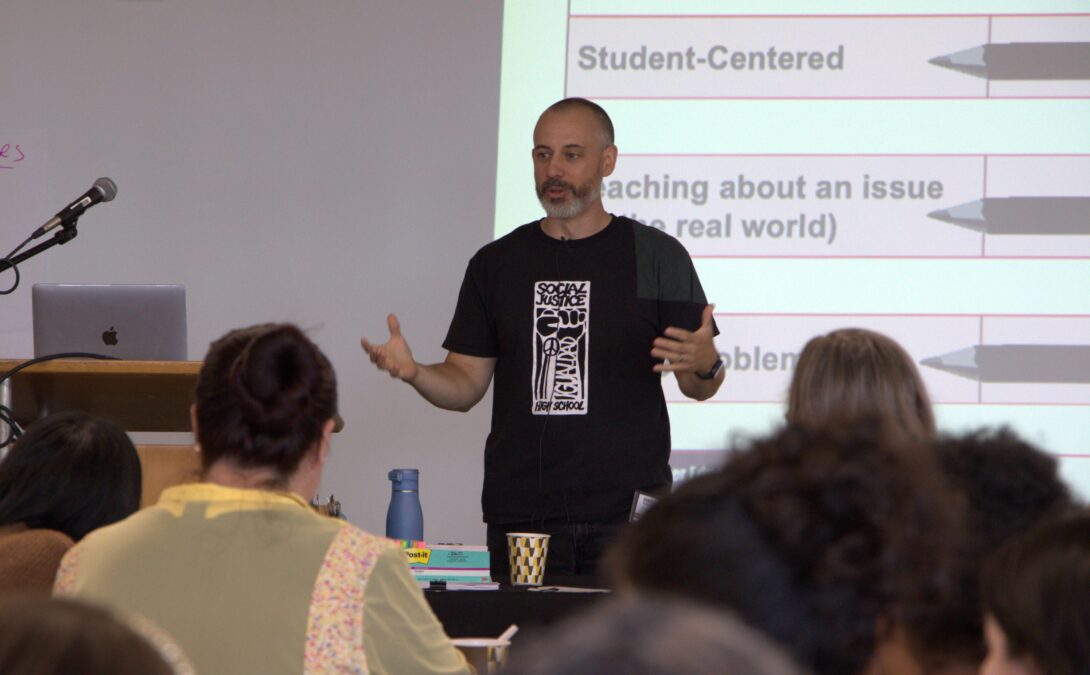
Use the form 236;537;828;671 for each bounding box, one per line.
539;178;574;195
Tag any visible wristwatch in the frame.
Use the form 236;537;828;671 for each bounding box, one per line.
695;357;724;380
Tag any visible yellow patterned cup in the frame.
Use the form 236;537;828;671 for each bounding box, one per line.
506;532;550;586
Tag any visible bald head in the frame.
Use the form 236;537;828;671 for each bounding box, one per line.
540;97;614;148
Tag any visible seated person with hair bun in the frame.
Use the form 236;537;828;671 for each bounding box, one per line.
56;324;470;675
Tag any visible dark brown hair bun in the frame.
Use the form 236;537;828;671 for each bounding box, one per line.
195;323;337;481
229;326;320;434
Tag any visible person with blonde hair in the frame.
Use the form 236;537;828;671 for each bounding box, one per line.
786;328;935;440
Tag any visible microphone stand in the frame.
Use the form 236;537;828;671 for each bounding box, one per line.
0;222;79;275
0;219;80;452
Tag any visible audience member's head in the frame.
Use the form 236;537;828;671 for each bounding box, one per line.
607;420;958;675
899;428;1076;672
506;595;807;675
981;511;1090;675
787;328;935;440
938;428;1074;549
889;429;1076;671
194;323;337;489
0;411;141;541
0;596;188;674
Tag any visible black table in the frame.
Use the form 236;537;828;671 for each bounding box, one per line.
425;584;610;640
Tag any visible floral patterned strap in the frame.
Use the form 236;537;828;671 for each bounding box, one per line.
303;526;390;674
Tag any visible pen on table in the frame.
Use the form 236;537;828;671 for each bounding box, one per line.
928;197;1090;235
929;42;1090;80
920;344;1090;384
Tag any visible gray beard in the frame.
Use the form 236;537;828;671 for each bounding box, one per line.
538;182;600;219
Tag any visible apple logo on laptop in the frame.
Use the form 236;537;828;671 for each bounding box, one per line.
102;326;119;347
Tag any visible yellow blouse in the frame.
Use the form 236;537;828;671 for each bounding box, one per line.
56;483;470;675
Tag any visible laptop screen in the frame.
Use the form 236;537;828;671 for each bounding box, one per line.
32;284;188;360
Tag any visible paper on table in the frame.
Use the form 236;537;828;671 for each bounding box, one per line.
527;586;609;593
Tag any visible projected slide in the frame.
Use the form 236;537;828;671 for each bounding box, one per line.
496;1;1090;493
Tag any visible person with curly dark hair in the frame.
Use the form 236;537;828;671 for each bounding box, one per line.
605;420;959;675
980;511;1090;675
892;428;1077;674
787;328;935;441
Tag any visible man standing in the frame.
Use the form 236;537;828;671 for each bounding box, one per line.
362;98;723;580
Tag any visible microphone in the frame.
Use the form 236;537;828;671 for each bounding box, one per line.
32;177;117;239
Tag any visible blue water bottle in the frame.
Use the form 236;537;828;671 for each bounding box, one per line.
386;468;424;541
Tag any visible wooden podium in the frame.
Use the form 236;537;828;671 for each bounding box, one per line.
0;359;203;507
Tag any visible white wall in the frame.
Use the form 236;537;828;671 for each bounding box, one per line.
1;0;504;543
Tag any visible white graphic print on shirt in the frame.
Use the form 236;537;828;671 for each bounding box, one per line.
532;281;589;415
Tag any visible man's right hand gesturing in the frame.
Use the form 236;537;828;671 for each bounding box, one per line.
360;313;419;382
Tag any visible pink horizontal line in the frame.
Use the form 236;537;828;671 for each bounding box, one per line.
707;312;1090;318
571;14;1088;19
620;153;1090;158
584;95;1090;101
689;255;1090;261
671;448;1090;458
667;400;1090;406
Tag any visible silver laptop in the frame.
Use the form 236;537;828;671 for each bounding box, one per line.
32;284;187;360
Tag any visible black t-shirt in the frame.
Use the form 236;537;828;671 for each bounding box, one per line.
443;216;711;523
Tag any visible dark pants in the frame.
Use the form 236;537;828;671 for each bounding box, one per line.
487;514;628;585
